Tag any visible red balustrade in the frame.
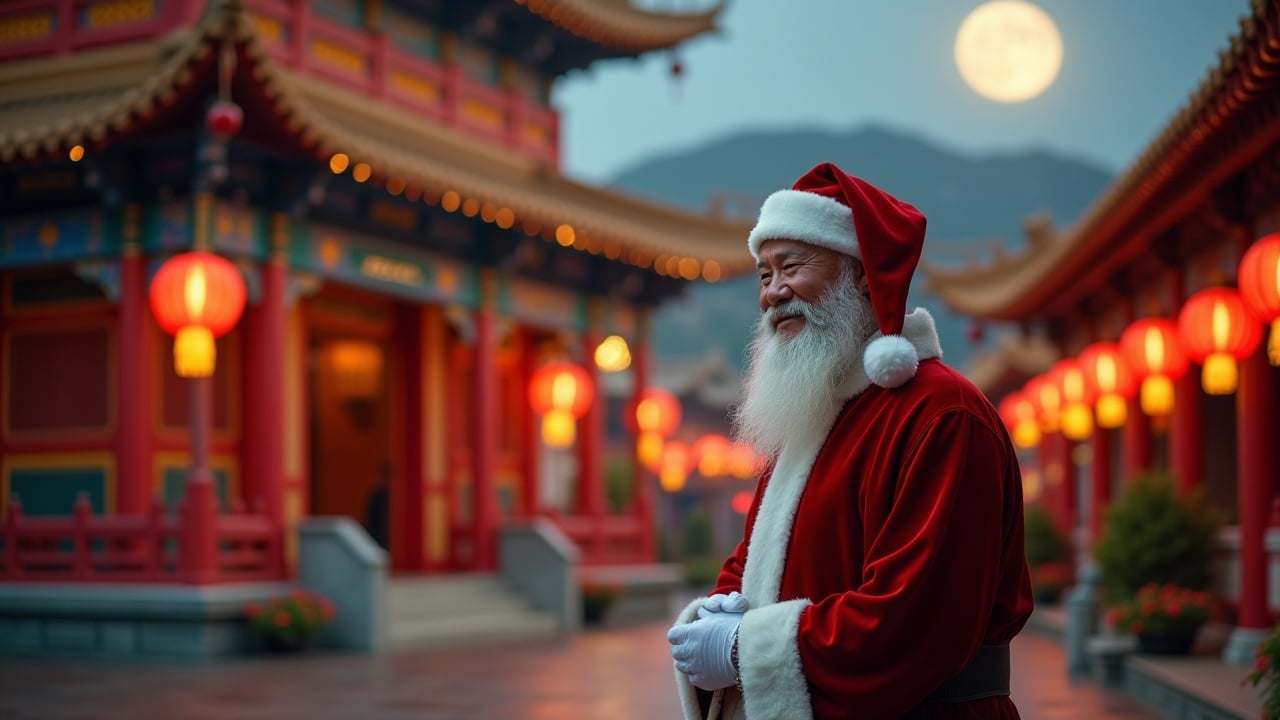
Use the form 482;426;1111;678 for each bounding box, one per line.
0;492;285;584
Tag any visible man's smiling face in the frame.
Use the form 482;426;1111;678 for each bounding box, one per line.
756;239;852;340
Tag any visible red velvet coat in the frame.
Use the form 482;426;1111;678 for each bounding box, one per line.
673;310;1034;720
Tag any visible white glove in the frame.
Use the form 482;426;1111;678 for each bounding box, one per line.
699;591;749;617
668;610;742;691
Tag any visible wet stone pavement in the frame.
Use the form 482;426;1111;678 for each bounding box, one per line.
3;621;1164;720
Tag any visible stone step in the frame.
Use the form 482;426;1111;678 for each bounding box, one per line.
385;611;560;652
384;573;560;651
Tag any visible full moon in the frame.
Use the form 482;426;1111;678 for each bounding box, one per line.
955;1;1063;103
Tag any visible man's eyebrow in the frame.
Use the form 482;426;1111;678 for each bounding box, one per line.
757;249;804;269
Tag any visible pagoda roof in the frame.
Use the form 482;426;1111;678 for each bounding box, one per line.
922;1;1280;322
0;0;753;277
963;333;1058;396
515;0;725;52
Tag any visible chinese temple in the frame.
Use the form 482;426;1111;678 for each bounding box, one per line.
0;0;749;656
924;0;1280;664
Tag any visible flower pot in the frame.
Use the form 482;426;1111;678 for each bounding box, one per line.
1136;629;1197;655
263;634;311;654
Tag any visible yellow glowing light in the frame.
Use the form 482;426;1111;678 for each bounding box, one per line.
1202;353;1237;395
386;177;406;195
352;162;372;182
184;264;207;317
555;224;575;247
542;409;575;447
702;261;721;282
955;1;1062;103
594;335;631;372
441;191;461;212
69;145;85;162
174;326;215;378
329;153;350;173
1140;376;1174;416
461;198;480;217
496;208;515;229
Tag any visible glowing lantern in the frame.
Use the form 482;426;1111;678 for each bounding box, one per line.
693;434;731;478
726;443;760;479
1024;374;1061;434
997;391;1041;449
528;361;594;448
1078;342;1135;429
1177;288;1262;394
632;388;681;470
1238;233;1280;365
659;441;692;492
593;334;632;372
149;252;246;378
731;491;754;515
1051;359;1094;441
1119;318;1187;416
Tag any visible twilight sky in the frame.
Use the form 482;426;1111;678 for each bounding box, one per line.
553;0;1252;184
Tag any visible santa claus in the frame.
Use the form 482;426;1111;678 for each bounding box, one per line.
667;162;1034;720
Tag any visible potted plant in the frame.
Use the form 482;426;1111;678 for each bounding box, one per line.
1104;582;1213;655
1030;561;1074;604
245;588;336;653
581;582;621;625
1094;472;1222;601
1246;624;1280;720
1024;505;1072;603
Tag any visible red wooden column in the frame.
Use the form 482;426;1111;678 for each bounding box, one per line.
1089;428;1112;541
471;270;500;570
518;329;540;517
1225;348;1279;662
1121;398;1151;482
631;310;655;561
1057;434;1077;544
116;205;153;514
241;215;287;526
1169;267;1204;494
1120;298;1151;482
577;301;606;547
397;303;426;570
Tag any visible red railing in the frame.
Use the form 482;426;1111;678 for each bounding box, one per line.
553;514;649;566
0;0;200;62
0;491;285;584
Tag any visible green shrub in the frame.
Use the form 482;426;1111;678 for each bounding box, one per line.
1246;623;1280;719
1024;505;1070;567
1094;472;1222;600
681;510;714;558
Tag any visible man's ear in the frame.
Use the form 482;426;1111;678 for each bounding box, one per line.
851;258;871;296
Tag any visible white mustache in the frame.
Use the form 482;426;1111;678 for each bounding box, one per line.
764;301;813;326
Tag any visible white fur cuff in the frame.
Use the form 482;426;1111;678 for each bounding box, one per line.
738;598;814;720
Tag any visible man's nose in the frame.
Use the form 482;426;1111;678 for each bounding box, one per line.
764;276;793;306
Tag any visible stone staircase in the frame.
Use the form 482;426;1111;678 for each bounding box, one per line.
385;573;561;652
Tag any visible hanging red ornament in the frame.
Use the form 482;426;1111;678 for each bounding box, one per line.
206;100;243;139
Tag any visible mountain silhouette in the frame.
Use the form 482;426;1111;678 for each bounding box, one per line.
605;124;1113;375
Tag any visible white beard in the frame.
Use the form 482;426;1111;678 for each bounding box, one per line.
731;268;878;463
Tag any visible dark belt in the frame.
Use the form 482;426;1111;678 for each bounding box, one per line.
921;644;1010;704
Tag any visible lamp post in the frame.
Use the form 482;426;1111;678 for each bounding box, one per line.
149;251;246;582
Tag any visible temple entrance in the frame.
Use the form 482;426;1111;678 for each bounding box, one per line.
309;335;392;551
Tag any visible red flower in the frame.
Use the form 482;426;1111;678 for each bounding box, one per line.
275;610;292;628
245;603;262;619
1129;620;1144;634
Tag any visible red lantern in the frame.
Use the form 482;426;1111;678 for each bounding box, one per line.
1119;318;1187;416
1177;287;1262;394
1078;342;1135;429
997;390;1040;449
631;387;681;470
528;361;594;448
206;100;243;138
1238;232;1280;365
1024;374;1061;434
693;434;731;478
149;251;246;378
1051;359;1094;441
731;491;754;515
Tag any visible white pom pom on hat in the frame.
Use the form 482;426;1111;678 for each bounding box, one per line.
748;162;928;389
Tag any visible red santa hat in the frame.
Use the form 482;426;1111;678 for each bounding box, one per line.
747;162;928;389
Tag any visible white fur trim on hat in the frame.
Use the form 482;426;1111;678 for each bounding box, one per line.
863;334;918;389
747;190;859;260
